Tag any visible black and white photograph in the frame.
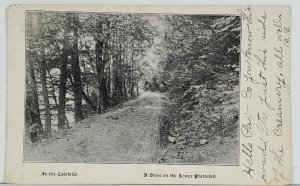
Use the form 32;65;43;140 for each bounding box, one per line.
24;11;241;164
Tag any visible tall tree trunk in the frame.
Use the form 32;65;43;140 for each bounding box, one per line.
130;50;134;97
57;14;74;130
108;22;114;100
26;60;44;142
123;52;127;100
95;39;104;113
70;14;84;123
118;45;124;101
95;20;110;113
39;58;51;138
34;12;51;138
58;48;69;129
109;50;114;99
25;12;44;143
113;49;120;104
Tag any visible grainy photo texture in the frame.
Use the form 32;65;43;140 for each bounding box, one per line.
24;11;241;164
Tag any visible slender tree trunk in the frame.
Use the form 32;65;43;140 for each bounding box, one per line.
123;52;127;100
57;14;75;129
95;39;104;113
113;44;122;104
95;17;104;114
130;51;134;97
108;22;114;101
70;14;84;123
25;12;44;142
29;65;42;129
39;58;51;138
118;45;124;101
109;50;114;100
95;20;110;113
26;60;44;141
58;48;69;129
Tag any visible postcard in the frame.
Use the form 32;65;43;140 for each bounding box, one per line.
5;4;291;185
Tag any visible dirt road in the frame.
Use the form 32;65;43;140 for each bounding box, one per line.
24;92;163;163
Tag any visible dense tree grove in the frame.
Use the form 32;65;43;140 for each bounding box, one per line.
25;12;240;164
26;12;156;142
155;15;240;162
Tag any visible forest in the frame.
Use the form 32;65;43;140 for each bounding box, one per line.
25;12;240;164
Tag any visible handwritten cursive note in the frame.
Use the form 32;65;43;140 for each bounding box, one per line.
238;6;291;185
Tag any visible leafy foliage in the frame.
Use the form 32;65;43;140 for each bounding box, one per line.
25;12;156;142
157;15;240;162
